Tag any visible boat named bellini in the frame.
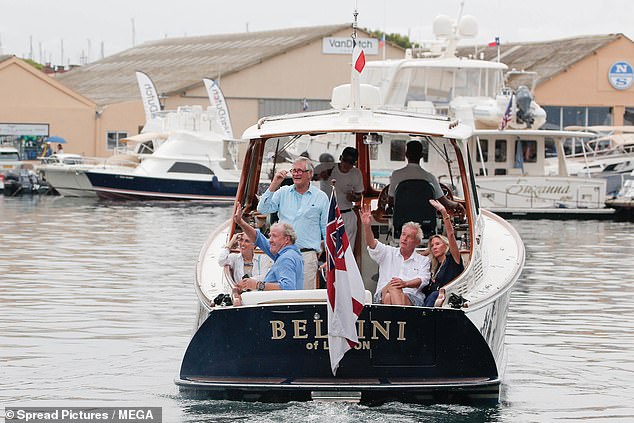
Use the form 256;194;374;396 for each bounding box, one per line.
175;24;524;405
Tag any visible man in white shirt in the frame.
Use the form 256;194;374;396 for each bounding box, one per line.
360;204;430;306
315;147;364;250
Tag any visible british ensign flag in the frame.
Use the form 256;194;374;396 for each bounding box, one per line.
326;191;365;375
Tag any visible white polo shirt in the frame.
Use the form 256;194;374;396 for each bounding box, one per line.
367;241;431;303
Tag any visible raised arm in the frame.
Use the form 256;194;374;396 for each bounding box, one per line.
430;199;461;264
233;205;256;243
360;203;378;249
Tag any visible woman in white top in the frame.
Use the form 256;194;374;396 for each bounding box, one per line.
218;232;272;283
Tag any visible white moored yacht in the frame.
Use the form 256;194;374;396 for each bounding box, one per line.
360;10;612;217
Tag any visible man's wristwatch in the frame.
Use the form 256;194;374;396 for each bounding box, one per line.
257;281;265;291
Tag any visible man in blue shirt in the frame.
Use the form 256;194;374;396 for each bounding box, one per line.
234;205;303;291
257;157;329;289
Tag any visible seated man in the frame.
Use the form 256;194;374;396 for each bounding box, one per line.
360;204;430;305
389;140;461;212
233;205;303;291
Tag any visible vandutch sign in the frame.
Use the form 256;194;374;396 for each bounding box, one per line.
322;37;379;55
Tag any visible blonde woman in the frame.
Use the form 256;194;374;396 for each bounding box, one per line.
419;199;464;307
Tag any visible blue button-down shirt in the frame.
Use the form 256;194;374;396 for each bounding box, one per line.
255;230;304;290
257;184;329;251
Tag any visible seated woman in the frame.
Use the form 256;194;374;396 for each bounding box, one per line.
419;199;464;307
218;232;272;283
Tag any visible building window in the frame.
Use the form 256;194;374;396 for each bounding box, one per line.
390;139;406;161
542;106;561;130
624;107;634;125
476;139;488;162
542;106;613;129
587;107;612;126
562;107;586;127
495;139;507;162
167;162;213;174
107;131;127;150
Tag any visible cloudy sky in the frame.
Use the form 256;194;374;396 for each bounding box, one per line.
1;0;633;65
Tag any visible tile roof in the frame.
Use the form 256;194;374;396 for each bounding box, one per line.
457;34;625;88
57;24;351;106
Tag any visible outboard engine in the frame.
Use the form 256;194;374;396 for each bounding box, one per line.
515;85;534;127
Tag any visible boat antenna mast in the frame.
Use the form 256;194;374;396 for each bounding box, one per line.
350;7;361;109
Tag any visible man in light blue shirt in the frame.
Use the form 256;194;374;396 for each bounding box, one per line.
234;206;303;291
258;157;329;289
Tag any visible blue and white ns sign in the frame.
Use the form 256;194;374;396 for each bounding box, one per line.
608;61;634;90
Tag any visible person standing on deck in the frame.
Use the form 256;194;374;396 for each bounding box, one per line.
257;156;329;289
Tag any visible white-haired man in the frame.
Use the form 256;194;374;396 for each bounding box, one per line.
234;205;303;291
360;204;430;306
257;156;329;289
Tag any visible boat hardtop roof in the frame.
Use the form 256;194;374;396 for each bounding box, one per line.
242;107;473;140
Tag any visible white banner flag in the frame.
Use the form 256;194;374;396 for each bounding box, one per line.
135;71;161;121
203;78;234;139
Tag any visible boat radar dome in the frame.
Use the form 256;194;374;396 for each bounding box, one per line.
331;84;382;110
458;15;478;38
433;15;453;37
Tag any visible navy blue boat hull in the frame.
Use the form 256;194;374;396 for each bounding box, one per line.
176;304;500;405
85;172;238;201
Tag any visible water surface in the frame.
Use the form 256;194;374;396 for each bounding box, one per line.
1;196;633;421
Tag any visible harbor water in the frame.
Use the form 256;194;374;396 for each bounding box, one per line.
1;196;633;422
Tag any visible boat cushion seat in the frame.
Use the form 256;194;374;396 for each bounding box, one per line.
241;288;373;306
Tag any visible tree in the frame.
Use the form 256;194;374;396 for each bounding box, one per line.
23;58;44;71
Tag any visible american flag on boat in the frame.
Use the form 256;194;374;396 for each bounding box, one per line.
325;191;365;375
499;93;514;130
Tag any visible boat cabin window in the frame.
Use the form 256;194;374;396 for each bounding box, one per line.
495;140;507;162
390;140;407;161
515;140;537;164
168;162;214;175
386;67;503;108
137;141;155;155
369;144;379;160
544;139;557;158
476;139;488;162
0;151;20;160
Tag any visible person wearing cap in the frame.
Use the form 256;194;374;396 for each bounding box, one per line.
389;140;461;211
313;153;336;193
316;147;364;251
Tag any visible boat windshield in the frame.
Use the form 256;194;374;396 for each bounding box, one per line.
385;66;503;109
246;131;465;203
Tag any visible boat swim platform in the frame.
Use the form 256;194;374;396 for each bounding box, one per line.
175;375;501;405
